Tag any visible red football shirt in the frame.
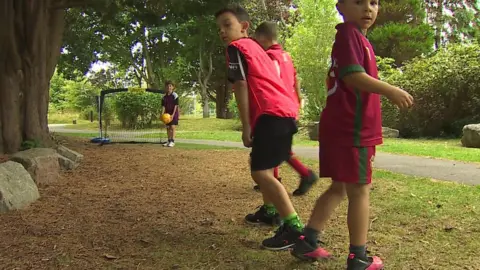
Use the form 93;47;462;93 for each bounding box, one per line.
266;44;299;104
319;22;383;147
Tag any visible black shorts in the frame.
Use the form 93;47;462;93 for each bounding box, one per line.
166;119;178;126
250;114;298;171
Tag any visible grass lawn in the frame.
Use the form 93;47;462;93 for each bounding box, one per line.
1;139;478;269
48;112;91;125
50;115;480;163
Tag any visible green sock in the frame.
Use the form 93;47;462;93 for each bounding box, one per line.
263;204;278;217
283;213;304;232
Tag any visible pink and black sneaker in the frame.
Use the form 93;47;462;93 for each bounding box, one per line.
347;253;384;270
290;235;332;261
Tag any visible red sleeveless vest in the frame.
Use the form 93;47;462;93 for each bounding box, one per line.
266;44;297;100
229;38;298;131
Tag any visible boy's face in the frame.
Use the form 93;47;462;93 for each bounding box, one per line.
166;84;174;93
253;33;270;50
337;0;379;32
216;12;248;45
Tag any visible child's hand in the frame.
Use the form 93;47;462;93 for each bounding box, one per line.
242;126;252;148
386;87;414;109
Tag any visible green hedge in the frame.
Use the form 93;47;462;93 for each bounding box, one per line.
380;43;480;137
113;92;163;129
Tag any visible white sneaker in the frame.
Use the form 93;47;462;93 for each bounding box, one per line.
167;142;175;147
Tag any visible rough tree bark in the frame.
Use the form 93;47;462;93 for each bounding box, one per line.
215;76;233;119
0;0;65;154
141;26;159;89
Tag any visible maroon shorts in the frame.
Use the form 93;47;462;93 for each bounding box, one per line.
319;145;376;184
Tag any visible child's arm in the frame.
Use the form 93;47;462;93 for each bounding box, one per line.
343;73;414;109
227;45;251;147
172;94;179;117
161;97;165;115
172;106;177;117
234;81;250;130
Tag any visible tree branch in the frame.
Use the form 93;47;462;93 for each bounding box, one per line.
49;0;98;10
207;88;216;102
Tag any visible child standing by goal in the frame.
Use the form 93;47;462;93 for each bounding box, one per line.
161;80;179;147
290;1;414;269
253;21;318;196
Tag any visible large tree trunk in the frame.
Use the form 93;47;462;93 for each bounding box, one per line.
141;26;159;89
0;0;65;154
202;95;210;118
215;79;233;119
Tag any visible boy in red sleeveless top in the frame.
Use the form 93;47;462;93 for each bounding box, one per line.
291;1;414;269
215;5;305;250
253;21;319;196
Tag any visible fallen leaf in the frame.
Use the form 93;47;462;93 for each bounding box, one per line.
103;254;118;260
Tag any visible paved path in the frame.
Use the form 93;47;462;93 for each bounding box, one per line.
49;125;480;186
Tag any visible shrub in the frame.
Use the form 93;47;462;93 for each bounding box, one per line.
381;43;480;137
228;98;239;119
113;92;163;129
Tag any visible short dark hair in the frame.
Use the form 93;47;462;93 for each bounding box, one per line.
164;80;174;86
214;4;250;22
255;21;278;40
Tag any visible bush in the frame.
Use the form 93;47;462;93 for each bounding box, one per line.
381;43;480;137
113;92;163;129
228;98;239;119
80;105;97;121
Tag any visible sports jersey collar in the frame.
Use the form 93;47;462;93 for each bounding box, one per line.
267;44;282;51
336;22;366;36
229;37;256;45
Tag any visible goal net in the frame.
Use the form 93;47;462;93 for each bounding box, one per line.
91;87;167;144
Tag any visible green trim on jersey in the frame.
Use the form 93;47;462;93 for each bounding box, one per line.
357;147;369;184
353;89;363;146
339;65;365;79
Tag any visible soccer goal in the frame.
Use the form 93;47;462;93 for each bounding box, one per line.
90;87;167;145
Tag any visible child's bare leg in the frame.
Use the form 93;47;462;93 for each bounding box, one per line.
346;183;370;257
166;126;172;140
170;125;176;141
307;181;346;231
252;169;295;218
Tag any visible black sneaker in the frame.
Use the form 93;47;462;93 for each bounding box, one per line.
261;224;302;251
253;178;282;192
347;253;384;270
293;170;319;196
290;235;332;261
244;205;281;226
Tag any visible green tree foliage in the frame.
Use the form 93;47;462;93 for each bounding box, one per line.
49;71;99;115
369;23;435;65
425;0;480;48
369;0;435;65
381;43;480;137
286;0;338;121
49;71;69;111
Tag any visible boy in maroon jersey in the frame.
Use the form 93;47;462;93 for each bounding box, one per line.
215;5;305;250
161;80;179;147
290;1;413;269
253;21;319;196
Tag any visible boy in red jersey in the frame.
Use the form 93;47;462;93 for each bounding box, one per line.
215;5;305;250
253;21;319;196
291;1;414;269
